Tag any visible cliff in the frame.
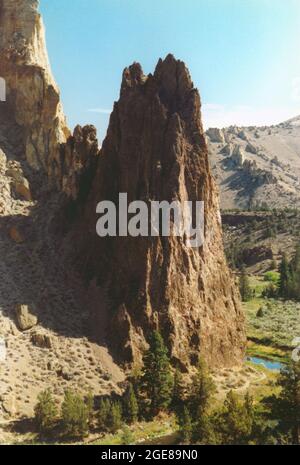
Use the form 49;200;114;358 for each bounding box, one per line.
0;0;69;185
70;55;246;369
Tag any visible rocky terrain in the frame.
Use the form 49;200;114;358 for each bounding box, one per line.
0;0;247;431
222;210;300;274
207;117;300;210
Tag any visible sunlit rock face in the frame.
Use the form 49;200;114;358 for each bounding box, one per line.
0;0;69;183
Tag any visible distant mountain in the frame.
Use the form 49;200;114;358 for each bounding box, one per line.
207;116;300;210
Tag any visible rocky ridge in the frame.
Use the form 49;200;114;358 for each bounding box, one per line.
207;117;300;210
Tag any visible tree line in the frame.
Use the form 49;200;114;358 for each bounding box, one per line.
34;331;300;444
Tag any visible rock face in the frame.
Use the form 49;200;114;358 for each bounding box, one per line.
0;0;69;184
72;55;246;369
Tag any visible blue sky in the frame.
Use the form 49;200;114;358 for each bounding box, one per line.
40;0;300;141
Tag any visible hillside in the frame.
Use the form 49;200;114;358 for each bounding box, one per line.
207;116;300;210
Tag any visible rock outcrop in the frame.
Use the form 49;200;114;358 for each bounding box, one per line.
0;0;69;185
208;117;300;210
15;304;38;331
70;55;246;369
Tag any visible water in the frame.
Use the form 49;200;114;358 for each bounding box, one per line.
247;357;283;372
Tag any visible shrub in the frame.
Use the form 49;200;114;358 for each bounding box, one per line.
97;398;111;431
34;389;57;434
61;390;89;438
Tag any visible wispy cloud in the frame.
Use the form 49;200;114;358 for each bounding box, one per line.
87;108;112;115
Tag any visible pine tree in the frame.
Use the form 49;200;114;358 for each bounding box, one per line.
218;391;254;444
86;390;94;425
140;331;173;418
34;389;57;434
123;383;139;424
188;357;216;443
178;406;193;443
239;266;252;302
279;254;291;299
61;390;89;438
171;368;185;414
97;398;111;431
108;401;123;433
265;361;300;444
193;412;217;445
189;357;216;422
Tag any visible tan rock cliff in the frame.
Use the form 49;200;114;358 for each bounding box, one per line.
0;0;69;185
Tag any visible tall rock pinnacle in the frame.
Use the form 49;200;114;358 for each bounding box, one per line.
71;54;246;369
0;0;69;183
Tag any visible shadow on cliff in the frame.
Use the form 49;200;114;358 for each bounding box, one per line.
0;195;97;341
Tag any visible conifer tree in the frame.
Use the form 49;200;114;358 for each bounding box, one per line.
140;331;173;418
34;389;57;434
239;266;252;302
108;401;123;433
188;357;216;443
265;361;300;444
86;390;94;425
279;254;291;299
171;368;185;414
178;406;193;443
189;357;216;421
61;390;89;438
123;383;139;424
218;390;254;444
97;398;111;431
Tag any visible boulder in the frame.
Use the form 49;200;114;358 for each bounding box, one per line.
31;331;53;349
6;168;32;201
206;127;225;143
15;304;38;331
231;145;245;167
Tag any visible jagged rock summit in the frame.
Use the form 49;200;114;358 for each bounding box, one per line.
70;54;246;369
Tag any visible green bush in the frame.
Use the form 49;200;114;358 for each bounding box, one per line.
264;271;279;284
61;390;89;438
34;389;57;434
